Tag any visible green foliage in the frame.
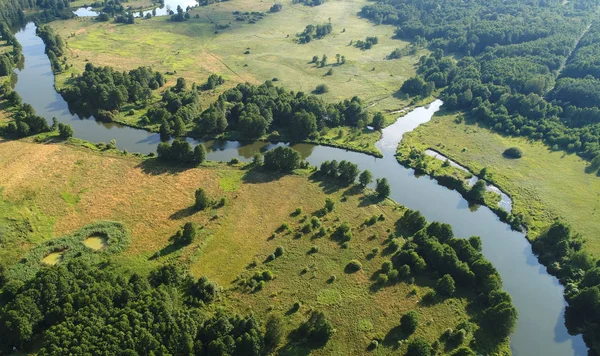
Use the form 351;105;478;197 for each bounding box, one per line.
6;221;129;282
406;337;431;356
174;222;197;245
194;188;210;211
345;260;362;273
0;260;263;355
469;180;488;203
275;246;285;257
57;123;74;139
264;314;285;353
314;84;329;94
264;146;302;171
333;222;353;243
401;310;419;335
324;198;335;212
297;311;335;346
359;169;373;187
436;274;456;296
503;147;523;159
62;63;164;112
375;178;390;198
399;209;427;235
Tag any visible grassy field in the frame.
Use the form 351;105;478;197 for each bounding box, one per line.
400;111;600;256
53;0;421;113
0;137;508;355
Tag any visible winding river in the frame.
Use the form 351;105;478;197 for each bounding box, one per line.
12;22;587;355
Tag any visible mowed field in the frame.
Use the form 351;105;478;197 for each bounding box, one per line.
52;0;421;112
401;112;600;256
0;138;508;355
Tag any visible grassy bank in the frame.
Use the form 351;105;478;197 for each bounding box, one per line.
398;111;600;256
0;136;509;355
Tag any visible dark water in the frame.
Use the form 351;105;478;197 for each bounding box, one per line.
12;22;587;356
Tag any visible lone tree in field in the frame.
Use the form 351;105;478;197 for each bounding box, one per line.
400;310;419;335
359;170;373;188
376;178;390;198
195;188;210;210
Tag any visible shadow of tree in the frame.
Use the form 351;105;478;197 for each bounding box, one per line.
169;206;196;220
242;168;287;184
136;158;192;176
383;325;409;348
148;242;184;260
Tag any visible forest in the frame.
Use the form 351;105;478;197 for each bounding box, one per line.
375;0;600;161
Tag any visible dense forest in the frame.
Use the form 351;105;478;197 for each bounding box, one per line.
360;0;600;352
369;0;600;161
0;261;268;355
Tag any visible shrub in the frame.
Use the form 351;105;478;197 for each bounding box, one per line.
346;260;362;272
293;301;302;311
503;147;523;159
311;216;321;228
302;223;312;234
400;310;419;335
381;261;392;272
376;274;388;284
368;340;379;350
334;222;352;242
314;84;329;94
275;246;285;257
194;188;210;210
406;337;431;356
58;123;74;139
436;274;456;296
309;245;319;254
298;311;335;346
399;264;411;279
324;198;335;212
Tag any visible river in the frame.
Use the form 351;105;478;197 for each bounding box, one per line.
12;22;587;355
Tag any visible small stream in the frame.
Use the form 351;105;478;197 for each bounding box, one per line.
11;22;587;355
424;149;513;212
